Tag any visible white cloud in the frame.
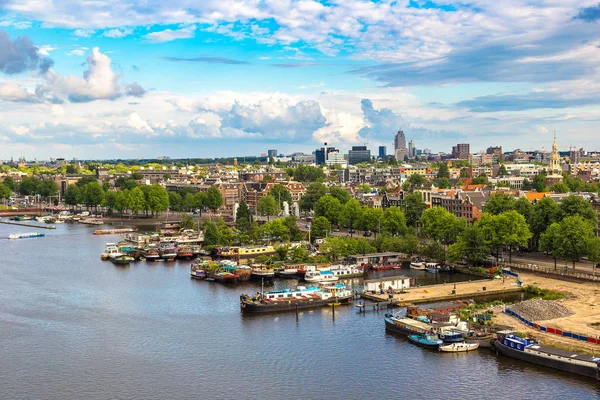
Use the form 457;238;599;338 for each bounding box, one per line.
37;45;58;56
103;28;133;38
66;47;88;56
297;82;325;90
0;19;32;29
73;29;95;38
145;25;196;43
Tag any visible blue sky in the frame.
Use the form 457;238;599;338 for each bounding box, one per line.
1;1;600;160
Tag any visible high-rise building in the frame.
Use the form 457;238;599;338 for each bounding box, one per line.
408;140;415;158
452;143;470;159
394;129;409;161
378;146;387;159
267;149;278;158
315;143;338;165
348;146;371;165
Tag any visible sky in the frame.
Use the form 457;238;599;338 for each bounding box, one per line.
1;1;600;160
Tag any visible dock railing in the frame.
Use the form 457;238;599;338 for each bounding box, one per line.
499;261;598;282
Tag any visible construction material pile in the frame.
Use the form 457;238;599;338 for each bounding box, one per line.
510;299;574;321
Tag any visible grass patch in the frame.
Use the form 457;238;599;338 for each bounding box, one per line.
524;285;566;300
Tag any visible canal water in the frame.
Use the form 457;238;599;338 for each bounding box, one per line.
1;223;598;399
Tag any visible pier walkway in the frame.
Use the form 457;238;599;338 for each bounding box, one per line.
0;221;56;230
361;275;523;305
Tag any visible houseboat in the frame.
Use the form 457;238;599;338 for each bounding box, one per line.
410;261;426;270
240;283;352;314
109;254;134;265
425;263;440;273
329;265;363;279
494;332;600;380
8;232;45;240
101;243;122;260
408;333;443;348
190;262;207;280
217;245;276;262
384;315;433;336
235;265;253;281
177;246;194;259
304;269;339;283
250;265;275;281
141;248;160;261
275;264;304;278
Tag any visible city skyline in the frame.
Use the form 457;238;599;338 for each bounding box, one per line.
1;2;600;159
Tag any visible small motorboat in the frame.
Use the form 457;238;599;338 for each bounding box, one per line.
410;262;426;270
425;263;439;273
408;334;443;348
439;341;480;352
110;255;134;265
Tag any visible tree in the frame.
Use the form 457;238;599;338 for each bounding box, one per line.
311;216;330;239
168;192;183;212
269;184;293;210
258;195;279;221
282;216;303;241
471;175;489;185
181;214;195;230
38;179;59;198
145;185;169;216
382;206;408;236
81;182;105;210
421;207;466;250
448;225;490;267
64;185;82;208
339;199;363;235
477;210;532;263
204;186;224;212
235;200;253;233
275;245;289;261
128;187;147;215
18;177;41;196
550;182;570;193
532;172;547;192
2;176;16;190
424;242;446;263
514;197;533;225
540;222;561;270
115;190;129;214
459;168;470;179
436;177;451;189
300;182;328;212
497;164;508;176
105;191;118;213
194;191;207;213
183;193;197;211
291;246;309;262
75;176;97;187
203;221;221;246
260;219;291;242
522;179;532;190
404;192;427;227
531;196;558;247
555;194;598;226
555;216;597;268
292;165;326;182
356;184;372;193
329;186;351;204
408;174;425;185
0;183;11;199
65;164;79;174
437;163;450;179
484;192;516;215
314;195;342;225
359;207;384;237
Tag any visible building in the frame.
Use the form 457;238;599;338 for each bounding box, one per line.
325;152;347;168
315;143;339;165
394;129;409;161
56;158;66;167
267;149;277;158
546;134;564;186
291;153;315;163
452;143;470;160
348;146;371;165
486;146;503;162
378;146;387;159
408;140;415;158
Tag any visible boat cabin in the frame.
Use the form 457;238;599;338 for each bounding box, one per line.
364;276;412;294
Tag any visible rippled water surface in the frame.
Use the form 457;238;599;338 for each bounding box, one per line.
1;223;599;399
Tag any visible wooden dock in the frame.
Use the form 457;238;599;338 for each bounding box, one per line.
0;220;56;230
361;276;524;306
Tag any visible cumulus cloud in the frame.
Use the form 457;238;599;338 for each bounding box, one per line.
73;29;95;38
145;26;196;43
125;83;146;97
0;31;54;74
0;82;39;102
103;28;133;38
357;98;404;140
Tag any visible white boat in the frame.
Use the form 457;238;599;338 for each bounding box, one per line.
101;243;123;260
304;269;339;283
329;264;363;279
425;263;439;273
410;262;426;270
8;232;45;239
439;341;480;352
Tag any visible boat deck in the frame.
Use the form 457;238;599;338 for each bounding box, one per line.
528;343;600;363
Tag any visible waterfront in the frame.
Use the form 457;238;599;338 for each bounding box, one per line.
1;223;599;400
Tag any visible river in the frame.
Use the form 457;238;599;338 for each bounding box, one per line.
1;223;598;399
